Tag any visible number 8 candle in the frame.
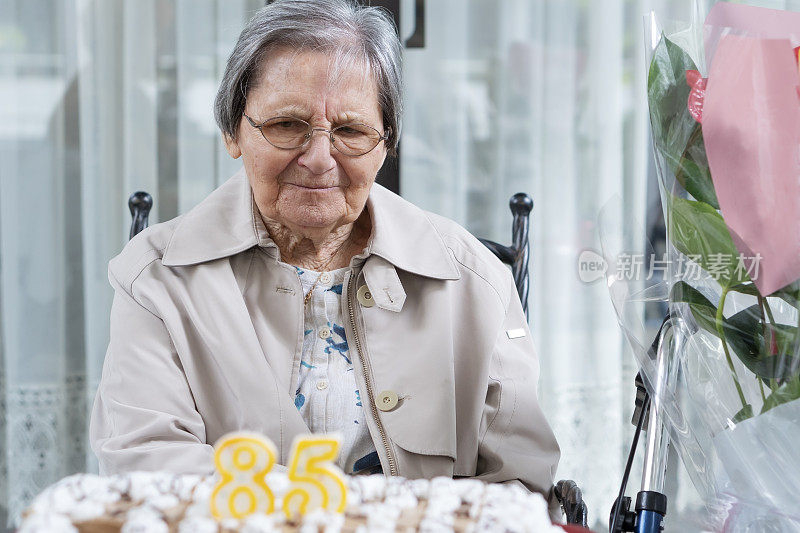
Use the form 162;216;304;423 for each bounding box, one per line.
211;432;277;519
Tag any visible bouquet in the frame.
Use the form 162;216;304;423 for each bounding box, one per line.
606;2;800;530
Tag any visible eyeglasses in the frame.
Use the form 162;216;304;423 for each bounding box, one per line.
243;114;390;157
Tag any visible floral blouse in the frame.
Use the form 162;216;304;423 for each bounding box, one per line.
293;266;382;475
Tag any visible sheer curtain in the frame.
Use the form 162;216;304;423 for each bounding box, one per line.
0;0;262;526
402;1;641;526
400;0;797;529
399;0;709;527
2;0;776;530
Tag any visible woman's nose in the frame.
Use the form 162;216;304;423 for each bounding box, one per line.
297;129;336;174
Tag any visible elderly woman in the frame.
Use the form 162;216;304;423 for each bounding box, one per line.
90;0;559;510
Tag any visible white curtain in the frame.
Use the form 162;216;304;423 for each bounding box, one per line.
0;0;262;526
5;0;790;530
400;0;800;529
400;0;717;528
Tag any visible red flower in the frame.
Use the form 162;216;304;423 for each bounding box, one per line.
686;69;707;123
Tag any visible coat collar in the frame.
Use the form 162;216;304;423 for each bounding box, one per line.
161;168;460;280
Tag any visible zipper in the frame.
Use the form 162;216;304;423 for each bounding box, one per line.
346;270;398;476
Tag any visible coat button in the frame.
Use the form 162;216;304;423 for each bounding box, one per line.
356;285;375;308
376;390;399;411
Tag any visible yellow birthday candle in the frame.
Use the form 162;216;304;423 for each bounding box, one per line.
211;432;277;519
282;434;348;518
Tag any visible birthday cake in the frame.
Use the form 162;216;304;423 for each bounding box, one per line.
18;471;563;533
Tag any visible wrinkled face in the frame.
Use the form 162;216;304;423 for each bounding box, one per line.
225;48;387;235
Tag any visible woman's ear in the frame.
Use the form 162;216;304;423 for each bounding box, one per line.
223;134;242;159
379;143;389;166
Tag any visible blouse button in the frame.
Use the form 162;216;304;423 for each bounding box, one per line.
356;285;375;308
376;390;399;411
316;380;329;391
319;272;332;284
318;327;331;339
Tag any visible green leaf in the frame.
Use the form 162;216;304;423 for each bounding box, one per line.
769;323;800;356
761;376;800;414
671;285;800;380
648;36;719;209
769;279;800;308
724;306;765;372
648;36;697;152
725;306;800;380
670;281;719;334
668;196;748;286
755;356;800;381
677;126;719;209
732;403;753;423
729;283;761;297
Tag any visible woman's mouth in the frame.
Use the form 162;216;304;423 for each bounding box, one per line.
287;183;339;191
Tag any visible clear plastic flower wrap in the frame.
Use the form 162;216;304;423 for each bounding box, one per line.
603;2;800;531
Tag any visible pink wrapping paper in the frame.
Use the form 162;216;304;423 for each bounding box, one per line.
700;4;800;295
704;3;800;62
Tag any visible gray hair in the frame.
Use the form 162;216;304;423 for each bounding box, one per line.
214;0;402;156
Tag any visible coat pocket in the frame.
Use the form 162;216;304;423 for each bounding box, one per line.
379;394;458;479
367;369;459;480
378;392;457;460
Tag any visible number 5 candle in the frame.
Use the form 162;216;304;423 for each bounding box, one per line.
282;435;347;518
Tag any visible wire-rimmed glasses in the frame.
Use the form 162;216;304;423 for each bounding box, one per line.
243;114;390;157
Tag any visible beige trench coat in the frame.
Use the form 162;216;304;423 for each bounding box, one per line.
90;168;560;502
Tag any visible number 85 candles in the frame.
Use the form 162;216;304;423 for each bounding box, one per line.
211;432;347;520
